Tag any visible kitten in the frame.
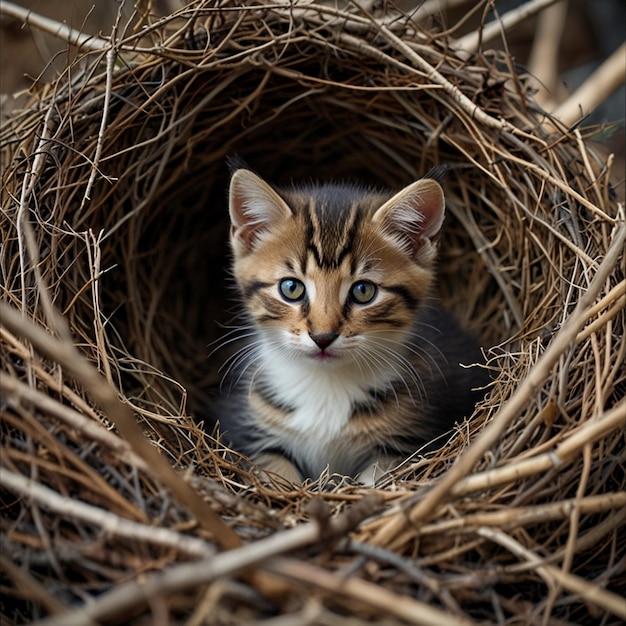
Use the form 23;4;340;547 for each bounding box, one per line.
209;167;487;485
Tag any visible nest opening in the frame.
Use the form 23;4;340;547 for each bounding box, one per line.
36;68;509;421
110;86;503;411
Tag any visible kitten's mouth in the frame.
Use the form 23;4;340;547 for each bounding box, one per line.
311;350;338;362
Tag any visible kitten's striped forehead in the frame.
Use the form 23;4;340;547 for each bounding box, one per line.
286;185;380;271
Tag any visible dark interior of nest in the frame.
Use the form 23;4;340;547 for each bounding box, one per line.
60;79;504;422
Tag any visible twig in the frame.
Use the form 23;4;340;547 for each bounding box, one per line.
455;0;563;53
1;325;105;421
448;401;626;498
85;230;113;383
476;527;626;620
343;539;462;614
0;301;243;552
576;294;626;344
526;0;569;109
16;104;56;315
265;558;474;626
0;373;146;471
0;0;109;51
31;496;381;626
549;42;626;128
415;492;626;535
406;0;477;20
550;507;626;566
574;280;626;338
79;47;116;206
0;468;215;558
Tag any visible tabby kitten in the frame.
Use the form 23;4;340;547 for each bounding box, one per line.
211;167;486;485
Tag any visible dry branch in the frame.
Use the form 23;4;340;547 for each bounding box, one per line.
476;527;626;619
550;42;626;127
526;0;569;109
0;468;215;558
0;0;110;51
1;373;145;470
455;0;563;53
31;496;381;626
265;559;475;626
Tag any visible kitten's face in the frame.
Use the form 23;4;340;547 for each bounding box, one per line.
228;170;445;366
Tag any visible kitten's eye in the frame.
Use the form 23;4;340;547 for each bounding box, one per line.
279;278;306;302
350;281;377;304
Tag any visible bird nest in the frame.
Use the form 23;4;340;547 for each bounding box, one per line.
1;1;624;624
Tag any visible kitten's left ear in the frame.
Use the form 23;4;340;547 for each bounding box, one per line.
372;179;445;257
229;169;293;255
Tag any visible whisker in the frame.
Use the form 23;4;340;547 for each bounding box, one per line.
210;329;259;359
365;337;430;401
368;330;446;381
353;344;409;406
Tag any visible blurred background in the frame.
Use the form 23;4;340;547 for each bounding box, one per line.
1;0;624;178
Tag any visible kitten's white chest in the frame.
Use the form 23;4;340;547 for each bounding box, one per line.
267;357;365;437
259;355;373;475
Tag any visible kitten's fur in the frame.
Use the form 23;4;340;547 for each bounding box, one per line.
209;168;486;485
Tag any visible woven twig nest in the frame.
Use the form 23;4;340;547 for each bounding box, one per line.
1;1;624;624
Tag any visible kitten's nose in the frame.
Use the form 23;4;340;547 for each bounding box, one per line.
309;332;338;351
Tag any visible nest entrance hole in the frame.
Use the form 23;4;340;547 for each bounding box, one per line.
93;79;502;415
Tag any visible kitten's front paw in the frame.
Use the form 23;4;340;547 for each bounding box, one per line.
255;452;303;485
357;457;400;487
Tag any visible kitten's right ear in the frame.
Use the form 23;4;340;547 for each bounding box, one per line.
372;178;445;258
229;169;292;254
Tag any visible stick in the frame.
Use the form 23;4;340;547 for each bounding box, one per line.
1;374;146;471
415;492;626;535
0;0;109;51
16;104;56;316
550;43;626;128
526;0;569;108
79;47;116;206
455;0;563;53
265;558;474;626
476;527;626;619
448;401;626;498
31;496;381;626
0;469;215;558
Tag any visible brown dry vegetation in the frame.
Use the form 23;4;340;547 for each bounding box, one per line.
1;1;624;624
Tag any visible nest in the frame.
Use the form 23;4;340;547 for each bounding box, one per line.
1;1;625;623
